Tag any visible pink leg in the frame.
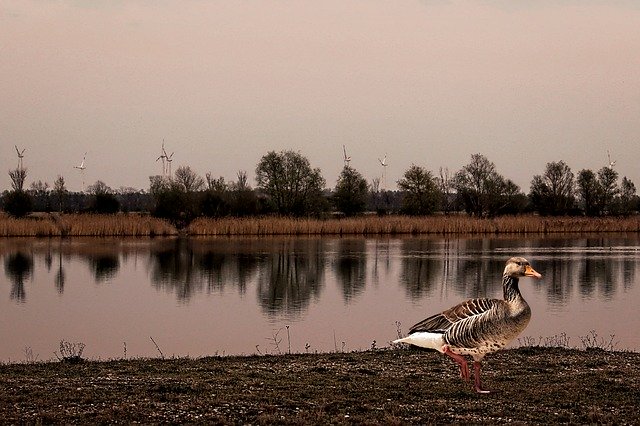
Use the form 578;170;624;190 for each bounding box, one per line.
443;346;469;381
473;361;491;394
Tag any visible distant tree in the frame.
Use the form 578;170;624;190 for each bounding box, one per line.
397;164;440;215
454;154;520;217
597;167;619;215
576;169;603;216
87;180;120;214
529;161;575;215
437;167;454;214
229;171;259;216
30;180;51;212
201;173;231;217
255;150;326;216
9;168;27;192
149;175;197;227
174;166;205;193
53;175;68;213
333;166;368;216
618;177;638;215
3;168;32;217
490;178;528;215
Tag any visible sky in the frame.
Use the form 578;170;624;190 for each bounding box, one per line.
1;0;639;193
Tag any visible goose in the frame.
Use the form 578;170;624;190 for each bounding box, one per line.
393;257;542;393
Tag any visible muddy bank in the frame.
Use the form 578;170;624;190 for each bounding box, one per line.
1;347;638;424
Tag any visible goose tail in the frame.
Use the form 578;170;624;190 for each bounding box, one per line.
393;332;446;353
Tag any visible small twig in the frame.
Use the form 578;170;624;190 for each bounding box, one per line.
286;325;291;354
150;336;164;359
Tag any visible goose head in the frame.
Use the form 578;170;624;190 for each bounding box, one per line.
504;257;542;279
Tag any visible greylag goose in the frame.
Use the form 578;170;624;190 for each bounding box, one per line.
393;257;542;393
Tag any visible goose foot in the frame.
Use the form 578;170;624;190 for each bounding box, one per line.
473;361;493;394
442;346;470;381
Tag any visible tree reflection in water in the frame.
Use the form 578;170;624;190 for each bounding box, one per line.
4;251;33;302
0;236;638;312
257;239;325;316
335;239;367;302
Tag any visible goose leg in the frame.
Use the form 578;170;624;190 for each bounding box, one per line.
473;361;491;394
442;346;469;381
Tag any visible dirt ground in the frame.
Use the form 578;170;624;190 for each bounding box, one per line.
1;346;638;424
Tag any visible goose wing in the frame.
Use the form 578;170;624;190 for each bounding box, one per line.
408;298;500;334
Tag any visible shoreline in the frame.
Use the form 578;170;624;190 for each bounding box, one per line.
2;213;640;237
1;346;638;424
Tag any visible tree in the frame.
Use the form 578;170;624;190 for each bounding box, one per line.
87;180;120;214
30;180;51;212
174;166;205;193
9;168;27;192
333;166;368;216
229;170;259;216
529;161;575;215
618;177;638;215
437;167;454;214
454;154;517;217
255;150;326;216
397;164;440;215
3;168;32;217
201;173;231;217
149;174;199;227
576;169;603;216
597;167;619;215
53;176;67;213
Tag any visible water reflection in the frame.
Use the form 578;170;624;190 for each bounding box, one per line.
335;239;367;302
1;236;639;311
4;251;33;302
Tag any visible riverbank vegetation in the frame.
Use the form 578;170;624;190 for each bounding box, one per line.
1;346;638;424
2;213;640;237
2;151;639;229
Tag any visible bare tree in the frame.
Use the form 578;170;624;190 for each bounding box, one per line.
9;168;27;192
529;161;575;215
174;166;204;193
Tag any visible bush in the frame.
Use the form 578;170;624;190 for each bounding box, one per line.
2;190;33;217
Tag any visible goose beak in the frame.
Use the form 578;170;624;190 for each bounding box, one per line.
525;265;542;279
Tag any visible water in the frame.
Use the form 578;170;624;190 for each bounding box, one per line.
1;235;639;362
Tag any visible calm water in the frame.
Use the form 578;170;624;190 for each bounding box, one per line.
1;235;639;362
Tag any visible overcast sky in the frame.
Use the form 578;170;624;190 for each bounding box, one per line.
2;0;639;192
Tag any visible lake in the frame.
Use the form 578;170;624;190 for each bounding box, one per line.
1;235;639;362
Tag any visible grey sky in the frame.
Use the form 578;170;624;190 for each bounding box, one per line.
2;1;639;192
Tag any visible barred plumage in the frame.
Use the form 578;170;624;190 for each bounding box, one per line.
393;257;542;393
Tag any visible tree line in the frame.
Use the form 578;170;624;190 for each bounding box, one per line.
1;150;638;224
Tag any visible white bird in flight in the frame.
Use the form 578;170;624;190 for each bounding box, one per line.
74;153;87;170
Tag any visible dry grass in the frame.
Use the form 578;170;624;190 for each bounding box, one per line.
187;215;640;236
0;213;177;237
2;213;640;237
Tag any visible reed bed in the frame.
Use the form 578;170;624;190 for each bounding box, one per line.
0;214;177;237
2;214;640;237
0;215;60;237
187;215;640;236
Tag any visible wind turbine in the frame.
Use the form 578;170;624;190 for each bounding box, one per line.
156;140;167;176
607;150;616;169
378;154;388;190
342;145;351;167
162;144;174;177
14;145;25;170
74;152;87;190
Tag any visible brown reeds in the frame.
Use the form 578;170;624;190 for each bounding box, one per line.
187;215;640;236
2;214;640;237
0;213;177;237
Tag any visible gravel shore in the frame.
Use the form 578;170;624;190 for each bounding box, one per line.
1;346;638;424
